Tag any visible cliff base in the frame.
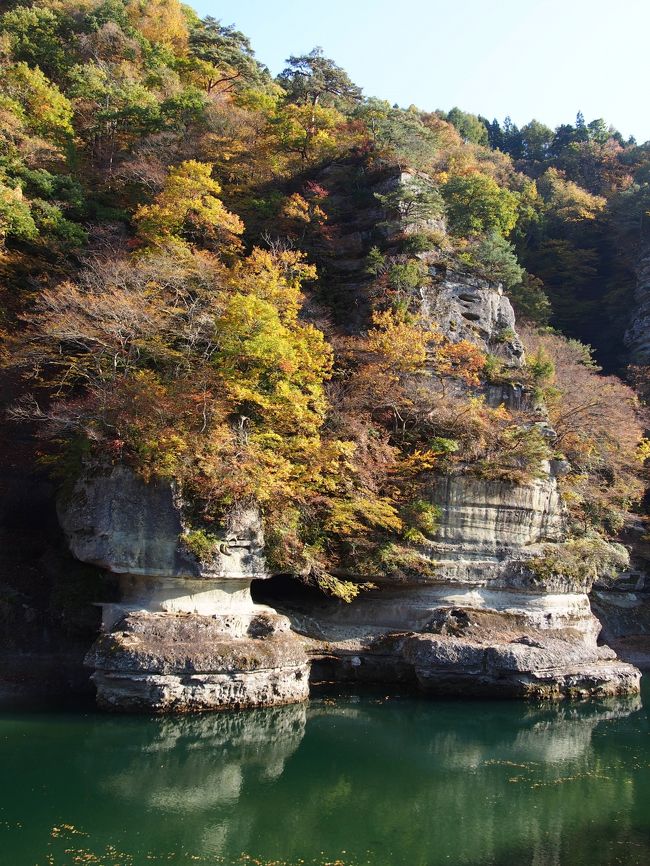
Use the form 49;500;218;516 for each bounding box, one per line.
86;610;310;712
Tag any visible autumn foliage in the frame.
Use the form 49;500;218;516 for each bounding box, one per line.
1;0;648;593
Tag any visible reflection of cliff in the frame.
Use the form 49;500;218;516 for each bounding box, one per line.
79;703;307;856
64;693;642;866
269;695;645;866
2;693;646;866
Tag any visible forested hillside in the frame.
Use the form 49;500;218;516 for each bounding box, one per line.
1;0;649;599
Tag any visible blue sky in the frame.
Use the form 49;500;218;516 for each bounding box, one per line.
191;0;650;143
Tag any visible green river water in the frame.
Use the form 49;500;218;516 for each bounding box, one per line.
1;681;649;866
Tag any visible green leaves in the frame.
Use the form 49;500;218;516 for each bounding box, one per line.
3;62;73;142
446;107;488;145
375;174;444;229
0;180;37;244
278;47;362;109
459;231;524;290
442;173;520;237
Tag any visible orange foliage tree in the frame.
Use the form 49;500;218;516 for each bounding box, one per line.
521;325;645;533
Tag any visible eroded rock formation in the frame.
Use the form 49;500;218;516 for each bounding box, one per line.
56;166;642;711
271;471;639;699
420;269;525;363
58;467;309;712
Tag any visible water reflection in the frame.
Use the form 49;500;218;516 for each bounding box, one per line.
94;703;308;811
0;691;647;866
85;703;308;857
292;695;647;866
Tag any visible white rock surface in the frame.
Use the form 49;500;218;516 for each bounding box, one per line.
59;467;309;712
420;271;525;365
86;610;310;713
57;465;266;580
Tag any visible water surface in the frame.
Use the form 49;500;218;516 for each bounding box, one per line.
1;683;649;866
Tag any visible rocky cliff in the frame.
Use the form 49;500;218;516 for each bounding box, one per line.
282;171;638;697
51;166;642;711
59;452;640;708
590;518;650;671
262;470;638;699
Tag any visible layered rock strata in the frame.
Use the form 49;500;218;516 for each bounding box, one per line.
57;166;642;708
58;466;309;712
272;472;640;699
87;610;309;713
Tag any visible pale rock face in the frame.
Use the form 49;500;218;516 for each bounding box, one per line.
57;465;266;580
288;587;598;641
373;170;525;366
276;471;640;698
101;575;261;630
425;474;564;573
58;466;309;712
87;611;310;713
414;472;577;588
420;270;525;365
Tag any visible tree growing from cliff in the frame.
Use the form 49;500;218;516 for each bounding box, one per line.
278;47;362;108
375;175;444;229
457;232;524;290
355;100;440;169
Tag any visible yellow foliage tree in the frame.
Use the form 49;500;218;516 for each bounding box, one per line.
272;102;347;163
538;167;606;222
134;160;244;251
3;62;73;142
364;309;485;391
365;309;429;375
125;0;189;52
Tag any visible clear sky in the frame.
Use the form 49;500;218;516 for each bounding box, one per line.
190;0;650;143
